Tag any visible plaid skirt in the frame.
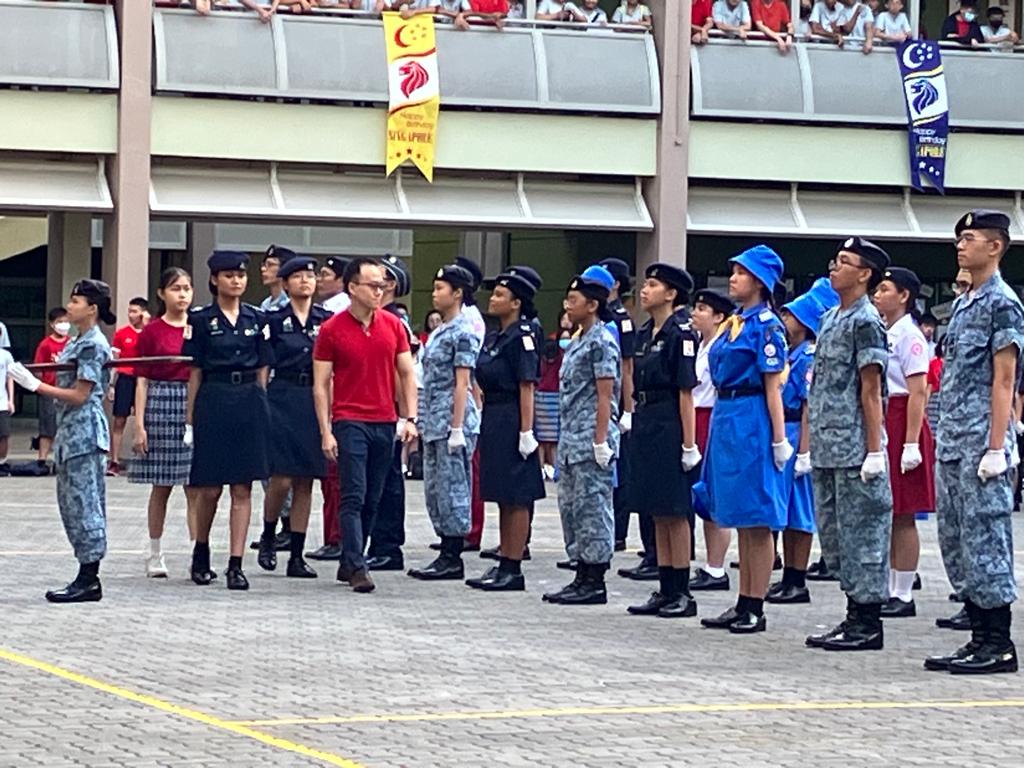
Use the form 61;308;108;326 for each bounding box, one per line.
127;380;193;487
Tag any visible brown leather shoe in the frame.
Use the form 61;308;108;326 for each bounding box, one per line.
350;569;375;593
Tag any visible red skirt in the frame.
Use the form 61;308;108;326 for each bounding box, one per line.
885;394;936;515
696;407;713;455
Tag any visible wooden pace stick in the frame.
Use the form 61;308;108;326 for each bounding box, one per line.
24;356;193;373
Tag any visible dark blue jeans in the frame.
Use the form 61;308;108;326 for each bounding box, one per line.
368;439;406;560
334;421;395;572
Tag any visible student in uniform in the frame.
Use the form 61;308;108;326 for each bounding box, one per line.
624;264;702;618
467;269;545;591
699;245;792;634
128;267;197;578
455;256;487;553
408;265;483;580
767;278;839;604
872;267;935;618
926;210;1022;675
543;268;622;606
689;288;735;592
805;237;893;652
9;280;116;603
183;251;273;591
256;256;332;579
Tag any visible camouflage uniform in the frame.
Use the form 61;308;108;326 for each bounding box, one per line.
936;271;1024;609
419;311;482;538
53;325;112;564
557;322;621;564
808;294;893;604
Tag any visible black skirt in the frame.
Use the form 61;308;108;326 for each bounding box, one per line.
479;400;545;506
189;380;270;487
628;398;692;517
267;378;327;479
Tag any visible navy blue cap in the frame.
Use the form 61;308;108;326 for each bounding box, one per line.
694;288;735;316
506;265;543;290
278;257;319;280
955;209;1011;237
435;264;476;292
455;257;483;290
881;266;921;296
208;250;249;273
264;245;297;263
493;272;537;302
645;263;694;295
323;256;351;277
382;255;411;297
837;236;890;272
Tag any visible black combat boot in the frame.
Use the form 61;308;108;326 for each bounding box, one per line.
407;536;465;580
45;561;102;604
557;563;608;605
543;566;585;603
820;600;883;651
925;600;983;671
949;605;1019;675
806;596;858;648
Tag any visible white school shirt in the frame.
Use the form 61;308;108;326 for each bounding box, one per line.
536;0;566;14
693;339;717;408
0;348;11;411
612;3;652;22
713;0;751;27
809;1;844;32
322;291;351;315
841;2;873;47
875;10;910;36
885;313;929;396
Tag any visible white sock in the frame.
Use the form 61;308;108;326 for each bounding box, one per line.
704;564;726;578
149;538;162;557
892;570;915;602
888;568;896;598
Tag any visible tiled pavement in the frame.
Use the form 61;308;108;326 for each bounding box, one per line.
1;432;1022;767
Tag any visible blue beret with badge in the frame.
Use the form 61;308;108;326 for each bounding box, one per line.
599;257;632;293
837;236;890;272
729;244;784;293
955;209;1011;239
645;262;694;295
265;244;297;263
324;256;351;278
569;266;614;303
436;264;476;292
454;257;483;290
382;255;411;298
494;272;537;303
881;266;921;298
278;256;319;280
506;265;543;290
208;250;249;273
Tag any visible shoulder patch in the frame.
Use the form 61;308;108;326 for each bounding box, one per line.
682;339;695;357
621;319;634;334
758;309;773;322
522;335;536;352
262;324;271;341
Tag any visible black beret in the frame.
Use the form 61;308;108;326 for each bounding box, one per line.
567;274;610;303
694;288;735;316
435;264;476;291
455;257;483;290
278;257;319;280
70;279;117;325
881;266;921;296
599;258;631;281
955;209;1011;237
493;272;537;302
382;256;411;297
506;265;543;290
208;250;249;273
323;256;351;277
645;263;694;294
265;245;297;263
837;236;890;272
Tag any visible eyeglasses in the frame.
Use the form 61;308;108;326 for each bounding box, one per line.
828;255;866;271
955;234;995;246
352;281;388;293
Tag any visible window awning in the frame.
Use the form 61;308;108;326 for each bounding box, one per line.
150;165;653;231
687;185;1024;241
0;159;113;213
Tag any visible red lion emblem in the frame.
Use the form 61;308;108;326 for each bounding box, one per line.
399;61;429;99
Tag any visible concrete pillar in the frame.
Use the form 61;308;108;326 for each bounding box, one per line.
102;0;152;322
46;213;93;310
636;0;690;274
188;222;217;304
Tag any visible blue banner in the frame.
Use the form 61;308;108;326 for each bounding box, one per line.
896;41;949;194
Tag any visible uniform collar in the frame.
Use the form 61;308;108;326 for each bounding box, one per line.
739;301;768;320
838;293;871;316
889;313;915;333
788;338;812;360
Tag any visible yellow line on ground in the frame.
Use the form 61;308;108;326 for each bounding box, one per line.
0;648;364;768
231;698;1024;726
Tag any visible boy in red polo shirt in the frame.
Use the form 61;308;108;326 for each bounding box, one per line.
108;296;148;475
692;0;714;43
752;0;794;51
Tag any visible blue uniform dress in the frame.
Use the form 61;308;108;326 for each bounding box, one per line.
54;325;112;565
628;311;699;518
781;339;815;534
266;302;333;479
476;319;546;506
702;303;788;530
183;302;273;487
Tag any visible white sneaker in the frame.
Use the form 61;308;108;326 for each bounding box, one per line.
543;464;555;481
146;553;169;578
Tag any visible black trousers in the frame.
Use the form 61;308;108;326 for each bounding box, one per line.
368;440;406;560
334;421;394;572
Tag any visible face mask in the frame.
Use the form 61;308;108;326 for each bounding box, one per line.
963;11;975;21
54;322;71;336
558;338;572;351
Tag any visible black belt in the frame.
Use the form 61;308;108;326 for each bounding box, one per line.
784;407;803;423
203;370;258;385
274;371;312;386
484;391;518;404
635;390;675;406
718;386;763;400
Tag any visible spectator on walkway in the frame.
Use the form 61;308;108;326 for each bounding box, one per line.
612;1;652;27
692;0;715;43
401;0;471;23
981;6;1019;49
270;0;314;13
839;0;875;52
33;308;71;470
874;0;911;43
535;0;570;20
810;0;846;43
196;0;273;22
507;0;525;18
752;0;794;51
567;0;609;24
462;0;511;29
713;0;752;39
795;0;813;37
940;0;984;46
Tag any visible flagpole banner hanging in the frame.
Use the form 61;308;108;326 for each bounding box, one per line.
896;40;949;194
383;12;440;183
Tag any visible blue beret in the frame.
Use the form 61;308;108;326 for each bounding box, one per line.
506;265;543;290
208;250;249;273
494;272;537;302
956;209;1011;237
324;256;351;277
435;264;476;291
838;236;890;271
278;257;319;280
265;245;297;263
881;267;921;295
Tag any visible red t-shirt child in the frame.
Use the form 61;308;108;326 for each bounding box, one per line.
470;0;509;11
33;334;70;387
112;324;142;376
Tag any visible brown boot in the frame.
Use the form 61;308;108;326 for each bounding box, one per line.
350;568;375;593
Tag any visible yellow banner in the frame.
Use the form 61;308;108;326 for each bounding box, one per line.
383;12;440;183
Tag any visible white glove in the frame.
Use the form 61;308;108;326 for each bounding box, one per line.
447;427;466;454
518;430;539;460
681;444;702;472
978;449;1008;481
8;362;41;393
860;451;887;483
795;452;812;477
183;424;194;447
1016;421;1024;437
772;438;794;471
619;411;632;434
900;443;922;474
395;417;407;441
593;441;614;469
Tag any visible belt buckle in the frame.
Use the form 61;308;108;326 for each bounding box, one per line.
230;371;242;385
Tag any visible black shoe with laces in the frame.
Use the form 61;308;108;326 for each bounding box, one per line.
690;568;730;591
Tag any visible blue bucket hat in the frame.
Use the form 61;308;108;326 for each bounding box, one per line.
783;277;840;336
729;244;784;293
